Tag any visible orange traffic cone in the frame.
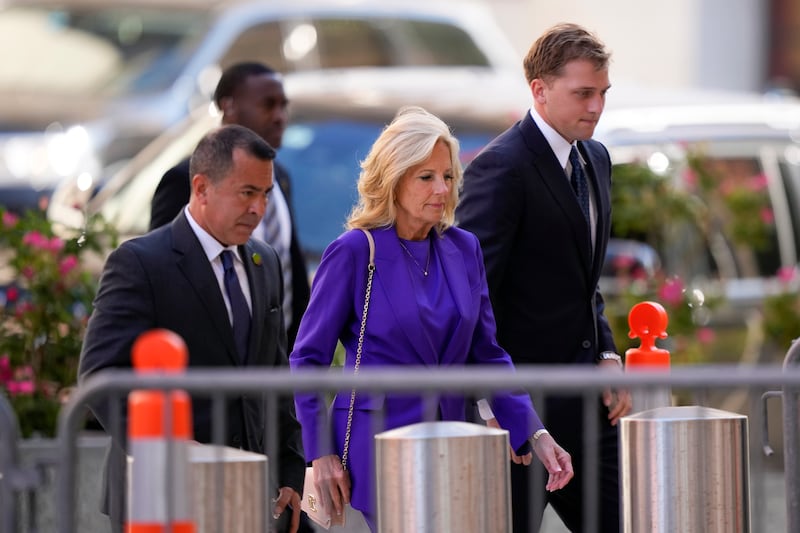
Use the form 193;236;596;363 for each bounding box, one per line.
126;329;195;533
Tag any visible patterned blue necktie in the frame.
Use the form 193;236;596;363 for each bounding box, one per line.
220;250;251;363
569;145;590;225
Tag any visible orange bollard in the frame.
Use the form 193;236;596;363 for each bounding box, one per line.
625;301;670;369
126;329;194;533
625;301;672;411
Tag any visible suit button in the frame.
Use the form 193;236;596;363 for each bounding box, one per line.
581;340;592;349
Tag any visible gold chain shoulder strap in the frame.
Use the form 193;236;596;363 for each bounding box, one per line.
340;229;375;470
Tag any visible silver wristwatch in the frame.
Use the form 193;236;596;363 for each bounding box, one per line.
598;351;623;364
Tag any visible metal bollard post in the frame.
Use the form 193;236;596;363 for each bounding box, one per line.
620;406;750;532
375;421;510;533
189;444;266;533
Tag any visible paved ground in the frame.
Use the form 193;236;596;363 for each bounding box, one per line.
315;504;568;533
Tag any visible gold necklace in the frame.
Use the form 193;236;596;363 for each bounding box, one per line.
398;237;431;276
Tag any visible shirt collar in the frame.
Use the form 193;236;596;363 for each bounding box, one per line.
529;106;578;171
184;206;241;263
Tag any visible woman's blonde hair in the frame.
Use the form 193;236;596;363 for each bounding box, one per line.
346;106;462;232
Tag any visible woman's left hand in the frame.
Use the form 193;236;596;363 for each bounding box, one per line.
532;433;574;491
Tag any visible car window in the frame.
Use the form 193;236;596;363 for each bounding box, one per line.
385;18;490;66
610;142;789;285
280;120;371;257
222;17;490;73
219;20;288;72
703;156;781;278
0;5;208;97
98;115;218;235
778;148;800;259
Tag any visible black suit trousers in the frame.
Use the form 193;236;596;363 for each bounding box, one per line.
510;397;620;533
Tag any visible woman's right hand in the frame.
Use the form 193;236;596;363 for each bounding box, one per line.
312;454;351;519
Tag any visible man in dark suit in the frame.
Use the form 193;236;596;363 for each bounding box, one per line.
150;62;310;349
456;24;632;533
80;125;306;532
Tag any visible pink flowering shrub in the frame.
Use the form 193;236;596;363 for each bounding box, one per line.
607;142;794;365
607;154;732;364
0;206;115;437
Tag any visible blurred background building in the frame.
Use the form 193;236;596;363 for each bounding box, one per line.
486;0;798;96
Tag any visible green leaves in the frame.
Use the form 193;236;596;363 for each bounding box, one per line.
607;147;771;364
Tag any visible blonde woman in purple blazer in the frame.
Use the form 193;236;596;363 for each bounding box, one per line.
289;106;573;531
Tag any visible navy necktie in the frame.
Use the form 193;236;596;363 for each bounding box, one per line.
220;250;251;363
569;145;590;225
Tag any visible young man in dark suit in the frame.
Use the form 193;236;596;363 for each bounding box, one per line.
150;62;310;349
80;125;307;532
456;23;632;533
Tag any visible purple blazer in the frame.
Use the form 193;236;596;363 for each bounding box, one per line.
290;225;543;516
289;227;543;512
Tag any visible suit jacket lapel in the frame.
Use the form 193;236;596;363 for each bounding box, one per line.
435;233;471;364
240;242;264;366
578;141;611;285
372;228;437;365
436;234;470;321
171;213;241;366
520;115;593;275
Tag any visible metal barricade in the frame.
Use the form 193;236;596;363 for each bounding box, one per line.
783;344;800;533
0;394;43;533
762;339;800;533
1;364;798;532
0;393;22;532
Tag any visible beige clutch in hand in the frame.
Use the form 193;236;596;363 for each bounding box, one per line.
302;466;346;529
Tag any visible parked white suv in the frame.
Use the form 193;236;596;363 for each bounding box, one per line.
0;0;523;213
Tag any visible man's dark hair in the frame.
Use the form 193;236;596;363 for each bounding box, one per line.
213;62;277;108
189;124;275;185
